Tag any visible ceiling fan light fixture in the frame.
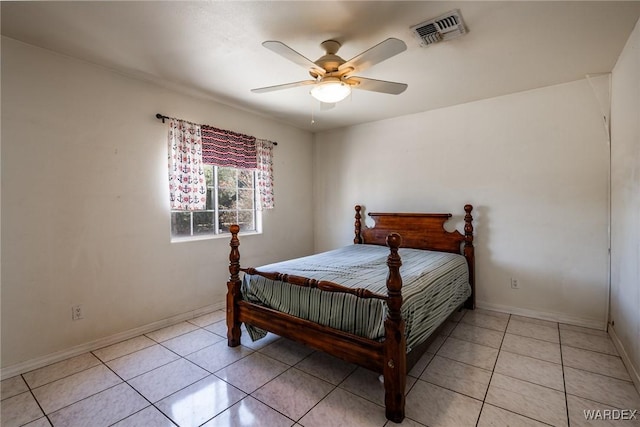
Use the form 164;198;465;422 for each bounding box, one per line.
310;78;351;103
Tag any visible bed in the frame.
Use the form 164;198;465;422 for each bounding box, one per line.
226;204;475;423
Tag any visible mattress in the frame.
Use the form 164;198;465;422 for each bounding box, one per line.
241;244;471;352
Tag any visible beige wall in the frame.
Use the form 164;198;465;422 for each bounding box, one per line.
1;37;315;370
610;17;640;387
313;79;610;328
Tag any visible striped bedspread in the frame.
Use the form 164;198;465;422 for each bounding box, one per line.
241;244;471;352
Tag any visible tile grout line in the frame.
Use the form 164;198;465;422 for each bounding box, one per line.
89;355;161;426
560;322;572;427
25;362;126;417
31;319;235;426
474;312;510;427
122;319;252;426
19;336;177;425
479;314;562;426
246;369;302;425
22;356;104;390
21;372;53;427
564;363;635;383
147;322;259;426
16;318;282;426
107;354;190;427
248;349;322;424
214;337;335;425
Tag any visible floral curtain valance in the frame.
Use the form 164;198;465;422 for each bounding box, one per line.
201;125;258;169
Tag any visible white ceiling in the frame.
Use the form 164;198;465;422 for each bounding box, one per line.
2;1;640;132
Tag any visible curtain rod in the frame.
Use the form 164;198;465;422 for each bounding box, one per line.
155;113;277;145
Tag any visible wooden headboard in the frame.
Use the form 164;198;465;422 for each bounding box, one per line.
353;204;475;309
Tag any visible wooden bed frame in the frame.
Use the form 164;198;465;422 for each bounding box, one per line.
226;204;475;423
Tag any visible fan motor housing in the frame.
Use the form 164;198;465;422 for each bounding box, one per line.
312;40;346;75
314;53;345;74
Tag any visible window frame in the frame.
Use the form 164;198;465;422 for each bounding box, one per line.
170;165;262;242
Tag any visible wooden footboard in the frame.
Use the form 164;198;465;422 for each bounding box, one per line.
226;226;407;422
225;204;474;423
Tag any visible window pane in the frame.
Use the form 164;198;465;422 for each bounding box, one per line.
218;167;237;188
218;188;237;209
237;189;254;210
193;211;215;235
218;210;237;233
171;212;192;237
204;165;214;210
238;210;255;232
206;188;213;210
238;170;254;188
204;165;214;187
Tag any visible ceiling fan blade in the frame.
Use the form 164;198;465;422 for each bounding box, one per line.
251;80;317;93
339;38;407;73
348;77;408;95
262;41;325;76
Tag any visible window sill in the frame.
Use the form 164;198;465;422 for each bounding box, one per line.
171;230;262;244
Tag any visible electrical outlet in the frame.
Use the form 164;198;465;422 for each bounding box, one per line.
510;278;520;289
72;304;84;320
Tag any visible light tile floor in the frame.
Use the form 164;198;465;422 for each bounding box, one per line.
2;308;639;427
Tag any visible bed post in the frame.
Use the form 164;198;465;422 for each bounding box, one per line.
463;205;475;309
226;224;242;347
354;205;363;244
383;233;406;423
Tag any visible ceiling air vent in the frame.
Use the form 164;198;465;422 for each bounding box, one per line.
411;9;467;47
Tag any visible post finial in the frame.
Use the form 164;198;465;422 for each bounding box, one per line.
386;232;402;250
228;224;241;281
463;205;473;247
354;205;363;244
385;232;403;309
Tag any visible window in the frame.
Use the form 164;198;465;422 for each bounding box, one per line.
171;165;260;238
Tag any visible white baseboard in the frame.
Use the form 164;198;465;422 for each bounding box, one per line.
608;325;640;395
476;300;607;330
1;302;225;380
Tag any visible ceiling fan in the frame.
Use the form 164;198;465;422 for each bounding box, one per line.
251;38;408;104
